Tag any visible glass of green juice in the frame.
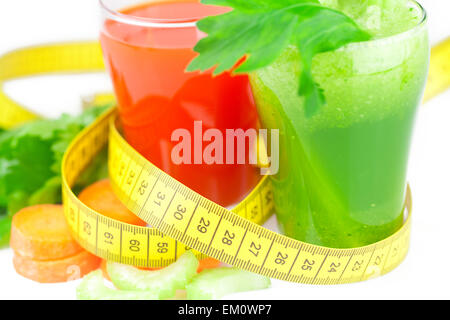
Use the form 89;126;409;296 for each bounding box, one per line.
249;0;429;248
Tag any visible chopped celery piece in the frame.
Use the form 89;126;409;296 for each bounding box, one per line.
76;270;158;300
186;267;271;300
107;250;199;300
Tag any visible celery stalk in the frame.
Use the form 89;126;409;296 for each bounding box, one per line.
186;267;271;300
107;251;199;300
76;270;158;300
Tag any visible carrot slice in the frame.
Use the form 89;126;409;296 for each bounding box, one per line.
197;258;221;273
13;250;101;283
79;179;147;226
100;259;111;281
10;204;82;260
100;257;221;281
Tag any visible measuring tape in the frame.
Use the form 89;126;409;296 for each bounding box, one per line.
1;38;449;285
62;108;412;284
424;38;450;102
0;42;105;129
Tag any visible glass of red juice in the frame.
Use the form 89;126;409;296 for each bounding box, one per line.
99;0;260;207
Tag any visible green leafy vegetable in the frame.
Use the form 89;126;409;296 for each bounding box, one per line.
187;0;371;116
0;216;12;248
0;104;111;246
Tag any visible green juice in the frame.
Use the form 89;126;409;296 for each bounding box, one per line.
250;0;429;248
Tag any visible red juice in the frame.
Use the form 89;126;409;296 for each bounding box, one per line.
100;0;260;207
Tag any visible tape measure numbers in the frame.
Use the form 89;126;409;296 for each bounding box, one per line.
62;108;273;269
61;107;412;284
0;38;449;284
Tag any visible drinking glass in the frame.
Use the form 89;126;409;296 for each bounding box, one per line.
99;0;260;207
250;0;429;248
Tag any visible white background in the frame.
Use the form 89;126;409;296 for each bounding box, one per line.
0;0;449;300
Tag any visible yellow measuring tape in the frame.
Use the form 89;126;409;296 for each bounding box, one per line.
424;38;450;102
62;108;412;284
0;42;105;129
1;38;449;285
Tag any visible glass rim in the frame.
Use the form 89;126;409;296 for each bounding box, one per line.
409;0;428;29
339;0;427;50
99;0;201;28
99;0;427;33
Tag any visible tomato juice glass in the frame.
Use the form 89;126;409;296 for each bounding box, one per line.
99;0;261;207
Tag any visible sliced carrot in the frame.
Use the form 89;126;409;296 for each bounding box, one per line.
78;179;147;226
10;204;82;261
13;250;101;283
196;258;221;273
